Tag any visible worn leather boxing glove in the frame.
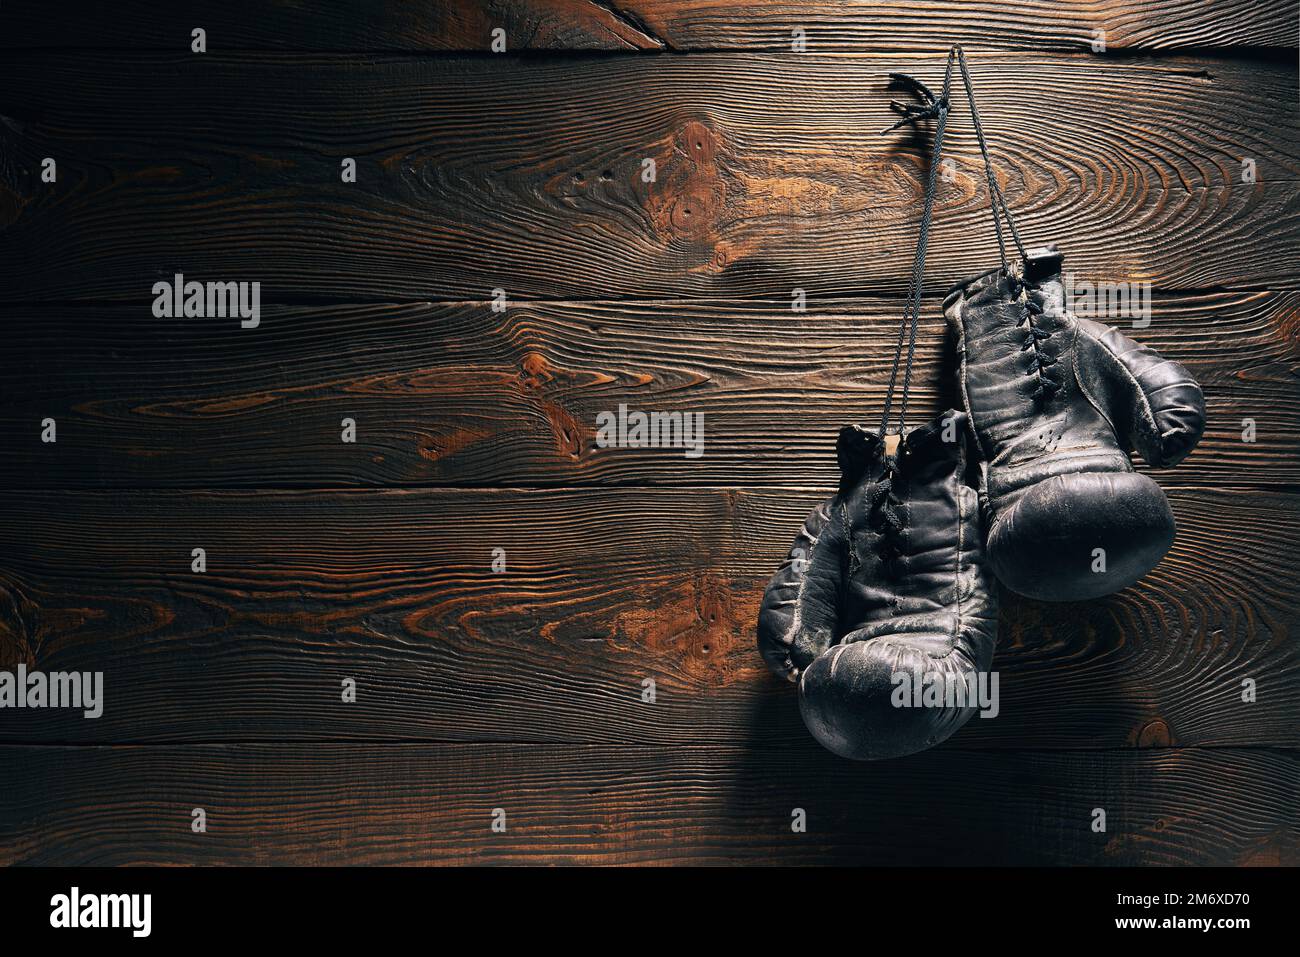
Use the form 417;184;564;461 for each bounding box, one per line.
757;412;998;760
945;245;1205;601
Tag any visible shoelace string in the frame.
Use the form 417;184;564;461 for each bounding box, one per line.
894;46;1058;409
872;58;958;564
865;473;906;570
1012;282;1061;403
876;58;954;444
957;45;1061;406
872;48;1062;564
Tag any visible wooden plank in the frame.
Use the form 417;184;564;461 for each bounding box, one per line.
1;293;1293;488
0;53;1296;303
1;0;1295;52
1;487;1294;747
1;744;1294;865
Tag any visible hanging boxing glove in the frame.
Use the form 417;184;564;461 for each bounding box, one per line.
758;414;999;760
758;53;998;760
946;247;1205;601
936;49;1205;601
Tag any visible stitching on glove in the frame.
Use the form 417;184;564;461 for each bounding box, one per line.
955;472;964;636
1094;324;1166;459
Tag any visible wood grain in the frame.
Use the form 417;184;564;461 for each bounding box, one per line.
2;0;1296;52
2;293;1294;488
1;53;1296;303
2;744;1294;865
0;487;1294;747
2;5;1296;870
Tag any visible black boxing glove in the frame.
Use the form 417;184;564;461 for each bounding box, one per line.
944;245;1206;601
757;412;998;760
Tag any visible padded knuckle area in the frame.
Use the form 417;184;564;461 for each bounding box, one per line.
797;636;984;761
988;471;1175;601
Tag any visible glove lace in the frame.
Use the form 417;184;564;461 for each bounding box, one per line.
1013;287;1061;403
954;44;1057;407
873;52;957;566
865;472;907;574
875;60;952;444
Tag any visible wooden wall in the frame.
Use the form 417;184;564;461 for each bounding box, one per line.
0;1;1296;865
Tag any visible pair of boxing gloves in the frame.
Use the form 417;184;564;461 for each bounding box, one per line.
757;245;1206;760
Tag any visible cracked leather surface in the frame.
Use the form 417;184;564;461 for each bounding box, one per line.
757;411;998;760
944;245;1206;601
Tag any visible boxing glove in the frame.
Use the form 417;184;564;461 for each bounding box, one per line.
757;411;998;760
944;245;1205;601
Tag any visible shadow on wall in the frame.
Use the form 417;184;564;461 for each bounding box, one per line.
726;685;1057;865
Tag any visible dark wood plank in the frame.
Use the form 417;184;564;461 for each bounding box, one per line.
1;53;1296;302
2;293;1293;488
1;487;1294;747
2;744;1294;865
2;0;1295;52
